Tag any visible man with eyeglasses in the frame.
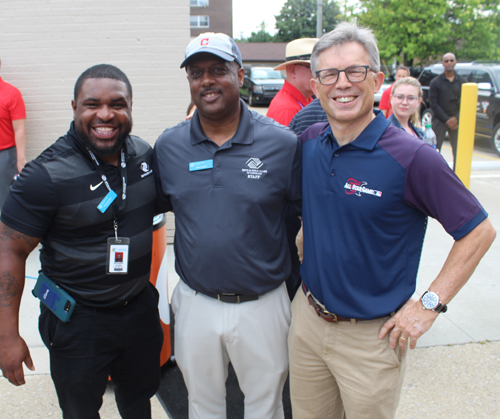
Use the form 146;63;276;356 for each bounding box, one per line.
288;22;495;419
429;52;465;167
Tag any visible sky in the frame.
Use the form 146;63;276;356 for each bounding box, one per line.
232;0;287;39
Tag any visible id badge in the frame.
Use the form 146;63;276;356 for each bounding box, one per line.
107;237;130;274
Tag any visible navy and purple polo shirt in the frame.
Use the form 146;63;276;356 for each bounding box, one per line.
301;112;487;319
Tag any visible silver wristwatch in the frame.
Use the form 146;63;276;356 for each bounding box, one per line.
421;291;448;313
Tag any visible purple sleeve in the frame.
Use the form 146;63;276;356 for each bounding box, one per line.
299;122;330;144
405;145;487;240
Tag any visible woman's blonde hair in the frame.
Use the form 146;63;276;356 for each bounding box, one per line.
391;77;423;127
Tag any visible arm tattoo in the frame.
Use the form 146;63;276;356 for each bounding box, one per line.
0;225;37;247
0;271;21;308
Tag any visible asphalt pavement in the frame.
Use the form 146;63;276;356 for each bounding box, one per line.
1;125;499;418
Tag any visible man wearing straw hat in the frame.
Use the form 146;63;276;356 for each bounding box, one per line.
267;38;318;126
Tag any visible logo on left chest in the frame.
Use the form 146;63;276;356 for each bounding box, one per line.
242;158;267;179
344;178;382;197
141;162;153;178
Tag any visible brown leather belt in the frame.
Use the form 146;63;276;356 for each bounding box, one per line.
302;282;364;324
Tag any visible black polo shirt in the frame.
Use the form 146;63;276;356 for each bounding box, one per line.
429;71;465;123
154;101;302;296
1;123;159;306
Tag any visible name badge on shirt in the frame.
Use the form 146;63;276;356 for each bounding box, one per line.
97;190;117;213
107;237;130;274
189;159;213;171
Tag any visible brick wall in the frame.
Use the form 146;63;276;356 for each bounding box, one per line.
0;0;191;243
0;0;191;158
190;0;232;38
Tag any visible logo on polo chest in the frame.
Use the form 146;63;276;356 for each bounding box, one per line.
242;158;267;179
140;161;153;178
344;178;382;197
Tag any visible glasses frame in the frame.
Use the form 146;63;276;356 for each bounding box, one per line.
392;94;419;104
315;65;375;85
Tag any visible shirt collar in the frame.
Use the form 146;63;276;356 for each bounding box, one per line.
283;79;312;107
190;99;253;146
322;111;389;151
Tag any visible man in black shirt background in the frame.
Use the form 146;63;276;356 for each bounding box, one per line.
429;52;465;169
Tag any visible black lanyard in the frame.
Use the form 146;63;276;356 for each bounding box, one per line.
87;148;128;217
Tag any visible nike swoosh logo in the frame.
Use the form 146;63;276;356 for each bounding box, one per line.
90;181;103;191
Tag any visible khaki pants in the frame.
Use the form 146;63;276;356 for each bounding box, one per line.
288;289;408;419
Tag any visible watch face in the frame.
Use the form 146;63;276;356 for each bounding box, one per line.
422;291;439;309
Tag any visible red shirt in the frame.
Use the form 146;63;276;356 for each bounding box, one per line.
266;80;313;126
378;83;393;117
0;77;26;151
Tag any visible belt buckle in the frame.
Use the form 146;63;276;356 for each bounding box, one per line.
322;308;337;322
218;293;240;303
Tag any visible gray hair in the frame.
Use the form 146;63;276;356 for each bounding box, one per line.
395;65;410;76
311;22;380;77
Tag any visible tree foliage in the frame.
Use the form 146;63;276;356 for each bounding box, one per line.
357;0;500;66
273;0;342;42
241;21;276;42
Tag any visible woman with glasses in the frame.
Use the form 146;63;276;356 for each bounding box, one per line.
388;77;424;139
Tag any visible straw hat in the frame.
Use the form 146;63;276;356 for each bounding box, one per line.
274;38;319;71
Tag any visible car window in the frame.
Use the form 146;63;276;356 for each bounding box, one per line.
470;70;492;85
252;69;283;80
456;69;474;82
418;67;443;86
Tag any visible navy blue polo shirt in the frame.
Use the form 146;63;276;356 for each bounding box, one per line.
154;101;302;296
301;112;487;319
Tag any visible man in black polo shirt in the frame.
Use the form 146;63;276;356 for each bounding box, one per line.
0;64;163;419
154;33;302;418
430;52;465;168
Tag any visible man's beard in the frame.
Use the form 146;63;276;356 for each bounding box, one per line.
75;119;133;157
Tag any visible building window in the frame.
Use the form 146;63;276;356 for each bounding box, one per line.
190;0;209;7
190;15;209;28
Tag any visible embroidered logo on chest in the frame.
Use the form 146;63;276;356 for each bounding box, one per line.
140;161;153;178
344;178;382;197
242;158;267;179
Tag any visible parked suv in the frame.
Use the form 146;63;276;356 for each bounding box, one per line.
417;62;500;155
240;66;285;106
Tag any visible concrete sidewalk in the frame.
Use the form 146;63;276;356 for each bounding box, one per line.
1;143;499;418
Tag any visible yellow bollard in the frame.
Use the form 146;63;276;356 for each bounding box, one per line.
455;83;478;188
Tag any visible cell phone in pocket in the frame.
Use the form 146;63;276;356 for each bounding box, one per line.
32;272;76;323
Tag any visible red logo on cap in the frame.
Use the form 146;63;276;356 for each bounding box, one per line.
201;38;209;46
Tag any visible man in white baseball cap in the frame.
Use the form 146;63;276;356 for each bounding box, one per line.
267;38;318;126
180;32;243;68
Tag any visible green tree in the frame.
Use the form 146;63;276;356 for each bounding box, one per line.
245;21;276;42
357;0;500;66
274;0;342;42
357;0;453;67
449;0;500;61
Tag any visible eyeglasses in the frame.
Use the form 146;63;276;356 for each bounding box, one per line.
443;59;455;63
392;94;418;104
315;65;375;85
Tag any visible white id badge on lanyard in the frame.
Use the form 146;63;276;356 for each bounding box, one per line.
107;237;130;274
